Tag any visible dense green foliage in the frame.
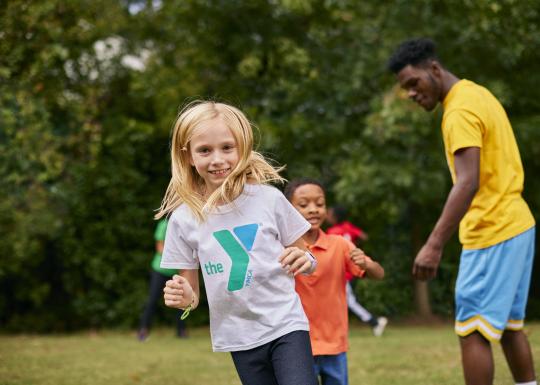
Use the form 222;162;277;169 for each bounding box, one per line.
1;0;539;331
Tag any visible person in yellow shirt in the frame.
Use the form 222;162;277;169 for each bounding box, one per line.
388;38;536;385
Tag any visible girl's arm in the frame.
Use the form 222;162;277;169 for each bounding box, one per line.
350;248;384;280
163;269;200;310
279;238;317;276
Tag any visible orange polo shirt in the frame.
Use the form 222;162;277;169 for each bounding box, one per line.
295;229;367;355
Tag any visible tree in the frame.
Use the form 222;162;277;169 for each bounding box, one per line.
2;0;540;330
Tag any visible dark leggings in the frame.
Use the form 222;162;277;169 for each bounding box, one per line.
139;270;186;336
231;330;318;385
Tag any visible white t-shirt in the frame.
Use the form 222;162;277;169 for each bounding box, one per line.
161;184;311;352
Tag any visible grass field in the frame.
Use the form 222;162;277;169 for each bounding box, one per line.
1;322;539;385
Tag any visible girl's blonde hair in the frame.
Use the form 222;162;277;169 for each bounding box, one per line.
155;101;285;221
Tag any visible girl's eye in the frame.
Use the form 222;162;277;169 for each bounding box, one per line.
198;148;210;154
223;144;235;151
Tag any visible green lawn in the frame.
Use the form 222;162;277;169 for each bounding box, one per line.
1;322;539;385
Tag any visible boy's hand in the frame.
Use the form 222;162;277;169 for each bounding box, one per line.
351;248;368;269
163;274;194;309
279;247;314;276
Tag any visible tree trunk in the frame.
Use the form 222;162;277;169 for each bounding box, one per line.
413;280;432;318
412;215;433;318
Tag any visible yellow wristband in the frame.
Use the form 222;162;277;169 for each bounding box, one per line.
180;293;196;320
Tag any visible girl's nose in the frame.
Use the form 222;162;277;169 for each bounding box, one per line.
210;151;224;164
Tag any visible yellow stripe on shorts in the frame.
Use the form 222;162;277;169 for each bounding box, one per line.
455;315;502;341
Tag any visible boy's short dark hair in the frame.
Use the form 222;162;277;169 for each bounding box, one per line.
284;178;325;201
330;205;348;223
387;38;439;74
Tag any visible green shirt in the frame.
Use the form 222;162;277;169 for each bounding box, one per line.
151;219;177;276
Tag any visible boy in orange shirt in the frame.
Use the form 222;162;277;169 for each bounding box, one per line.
285;178;385;385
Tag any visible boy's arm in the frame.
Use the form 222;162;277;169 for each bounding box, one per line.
155;240;164;254
357;230;369;242
350;248;384;280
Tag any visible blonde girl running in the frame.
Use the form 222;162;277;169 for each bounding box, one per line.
159;101;318;385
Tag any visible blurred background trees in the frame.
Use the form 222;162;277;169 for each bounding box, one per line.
1;0;539;331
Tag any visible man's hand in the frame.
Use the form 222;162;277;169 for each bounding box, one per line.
412;243;442;281
411;147;479;281
279;247;314;276
163;274;194;309
350;248;368;270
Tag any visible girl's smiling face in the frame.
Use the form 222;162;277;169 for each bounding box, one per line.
189;117;240;195
290;184;327;231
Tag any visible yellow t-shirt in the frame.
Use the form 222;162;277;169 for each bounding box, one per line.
441;79;535;249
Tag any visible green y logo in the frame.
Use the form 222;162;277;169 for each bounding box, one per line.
213;224;258;291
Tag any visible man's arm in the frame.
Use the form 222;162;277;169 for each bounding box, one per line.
412;146;480;281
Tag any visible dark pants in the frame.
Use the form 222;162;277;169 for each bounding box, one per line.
231;330;318;385
139;270;186;336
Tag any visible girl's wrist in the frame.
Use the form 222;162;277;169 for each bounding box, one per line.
302;250;317;275
191;292;199;310
184;292;197;310
180;292;197;320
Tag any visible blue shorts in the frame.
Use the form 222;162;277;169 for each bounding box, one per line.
454;226;535;341
313;352;348;385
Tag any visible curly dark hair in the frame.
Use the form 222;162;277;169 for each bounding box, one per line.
387;38;439;74
284;178;325;201
330;205;348;223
